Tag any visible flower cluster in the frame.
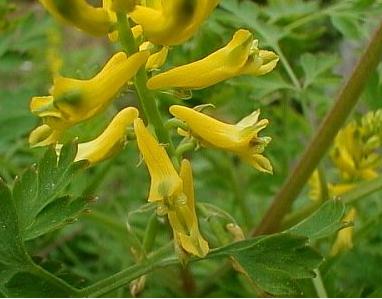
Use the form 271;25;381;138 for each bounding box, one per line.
32;0;279;259
308;110;382;255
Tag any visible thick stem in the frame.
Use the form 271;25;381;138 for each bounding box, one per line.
116;13;175;156
254;19;382;235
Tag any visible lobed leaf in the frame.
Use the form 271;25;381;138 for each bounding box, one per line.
208;233;323;296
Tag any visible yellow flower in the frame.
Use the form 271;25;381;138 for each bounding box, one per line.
129;0;220;45
30;51;149;146
39;0;112;36
134;119;208;257
168;160;209;257
147;29;279;90
139;42;169;70
330;208;356;256
169;105;273;173
67;107;138;165
134;118;183;202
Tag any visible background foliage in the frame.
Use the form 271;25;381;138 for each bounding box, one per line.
1;0;382;297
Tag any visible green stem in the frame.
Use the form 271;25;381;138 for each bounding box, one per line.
254;19;382;235
274;44;301;90
228;162;251;229
143;212;159;253
312;269;328;298
116;13;175;156
78;258;177;297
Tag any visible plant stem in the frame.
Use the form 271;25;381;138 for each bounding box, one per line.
116;13;175;156
254;19;382;235
274;44;301;90
312;269;328;298
78;247;178;297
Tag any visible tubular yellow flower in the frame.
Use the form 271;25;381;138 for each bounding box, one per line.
134;118;183;202
67;107;139;165
30;51;149;146
39;0;112;36
134;120;208;257
147;29;279;90
169;105;273;173
129;0;220;45
330;208;356;256
167;159;209;257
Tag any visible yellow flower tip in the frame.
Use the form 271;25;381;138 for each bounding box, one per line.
330;207;356;256
147;29;277;90
244;153;273;174
68;107;139;165
39;0;112;36
134;118;182;202
29;125;61;147
146;46;169;70
178;233;209;257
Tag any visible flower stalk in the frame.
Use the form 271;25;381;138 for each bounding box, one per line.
116;12;175;156
254;19;382;235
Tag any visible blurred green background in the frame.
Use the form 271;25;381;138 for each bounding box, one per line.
1;0;382;297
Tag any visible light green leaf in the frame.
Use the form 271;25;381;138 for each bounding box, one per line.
287;199;346;240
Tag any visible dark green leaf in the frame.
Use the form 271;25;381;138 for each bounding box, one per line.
12;141;88;240
208;233;323;296
23;196;88;241
287;199;346;240
4;272;70;298
0;179;30;271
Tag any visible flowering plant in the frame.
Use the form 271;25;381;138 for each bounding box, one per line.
1;0;382;297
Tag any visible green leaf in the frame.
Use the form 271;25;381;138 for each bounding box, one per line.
12;141;88;240
4;272;71;298
0;179;31;271
300;53;338;89
330;14;362;40
209;233;323;296
0;179;32;292
287;199;346;240
23;196;89;241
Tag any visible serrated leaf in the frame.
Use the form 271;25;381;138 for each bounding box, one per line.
287;199;346;240
208;233;323;296
12;141;88;240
